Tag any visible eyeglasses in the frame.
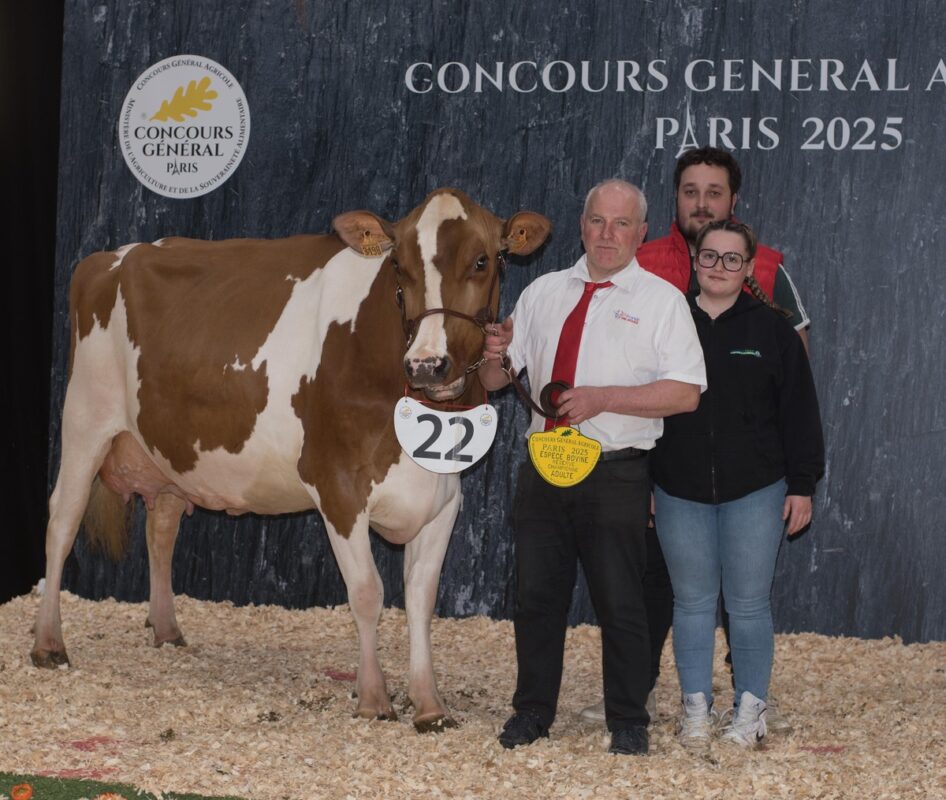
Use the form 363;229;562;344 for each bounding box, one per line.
696;249;747;272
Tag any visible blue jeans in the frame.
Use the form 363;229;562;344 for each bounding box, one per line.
654;480;785;705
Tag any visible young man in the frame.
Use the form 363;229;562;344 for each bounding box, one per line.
638;147;810;347
479;180;706;755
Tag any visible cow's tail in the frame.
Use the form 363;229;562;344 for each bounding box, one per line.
82;477;132;560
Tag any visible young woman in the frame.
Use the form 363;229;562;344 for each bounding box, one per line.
651;220;824;751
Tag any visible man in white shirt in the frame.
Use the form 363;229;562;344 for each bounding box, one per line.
479;180;706;755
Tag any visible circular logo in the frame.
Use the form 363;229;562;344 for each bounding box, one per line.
118;55;250;199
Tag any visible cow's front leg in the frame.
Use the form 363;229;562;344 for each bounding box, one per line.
325;518;396;721
403;481;461;732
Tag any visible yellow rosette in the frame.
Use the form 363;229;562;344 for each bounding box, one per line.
527;426;602;487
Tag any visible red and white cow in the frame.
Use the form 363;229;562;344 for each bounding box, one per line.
32;188;550;731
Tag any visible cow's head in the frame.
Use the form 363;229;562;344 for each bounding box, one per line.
334;189;550;400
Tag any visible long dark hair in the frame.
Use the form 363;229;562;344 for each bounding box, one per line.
694;220;792;319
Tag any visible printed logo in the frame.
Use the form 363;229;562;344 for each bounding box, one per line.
613;309;640;325
730;349;762;358
119;55;250;198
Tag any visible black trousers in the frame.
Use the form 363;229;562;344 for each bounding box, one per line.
511;455;652;731
643;522;674;689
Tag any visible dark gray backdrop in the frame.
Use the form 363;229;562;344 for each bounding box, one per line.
53;0;946;643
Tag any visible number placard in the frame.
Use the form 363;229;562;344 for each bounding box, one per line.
393;397;498;474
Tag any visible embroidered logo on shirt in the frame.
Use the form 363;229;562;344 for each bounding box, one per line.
730;349;762;358
613;309;640;325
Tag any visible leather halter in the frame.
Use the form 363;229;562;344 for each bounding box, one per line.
395;252;506;374
392;250;563;418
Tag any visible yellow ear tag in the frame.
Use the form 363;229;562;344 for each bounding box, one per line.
361;230;385;257
527;426;602;487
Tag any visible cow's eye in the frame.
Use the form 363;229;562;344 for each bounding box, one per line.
390;257;401;274
474;254;489;272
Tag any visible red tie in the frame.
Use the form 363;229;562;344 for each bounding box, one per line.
544;280;613;430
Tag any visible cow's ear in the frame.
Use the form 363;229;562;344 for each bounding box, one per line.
502;212;552;256
333;211;395;257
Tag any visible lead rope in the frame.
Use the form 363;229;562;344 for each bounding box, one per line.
499;355;567;421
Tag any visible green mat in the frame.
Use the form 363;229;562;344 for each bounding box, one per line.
0;772;246;800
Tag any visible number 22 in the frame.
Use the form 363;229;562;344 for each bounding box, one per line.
412;414;475;462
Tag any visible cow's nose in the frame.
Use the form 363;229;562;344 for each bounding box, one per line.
405;355;451;386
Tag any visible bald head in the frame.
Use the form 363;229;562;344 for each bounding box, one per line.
582;179;648;224
580;179;649;281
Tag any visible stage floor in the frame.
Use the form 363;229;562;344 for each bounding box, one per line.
2;591;943;799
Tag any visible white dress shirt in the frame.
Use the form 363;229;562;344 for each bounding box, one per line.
508;254;707;451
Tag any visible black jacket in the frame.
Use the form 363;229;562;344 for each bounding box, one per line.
652;291;825;504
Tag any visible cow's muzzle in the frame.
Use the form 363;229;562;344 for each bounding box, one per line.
405;355;452;387
404;356;466;400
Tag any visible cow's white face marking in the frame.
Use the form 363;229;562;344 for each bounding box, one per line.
407;194;468;365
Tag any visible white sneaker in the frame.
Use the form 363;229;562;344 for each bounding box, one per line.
764;694;794;735
579;699;606;722
646;688;657;721
579;689;657;723
719;691;767;749
678;692;718;752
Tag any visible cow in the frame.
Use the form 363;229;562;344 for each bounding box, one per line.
31;188;551;732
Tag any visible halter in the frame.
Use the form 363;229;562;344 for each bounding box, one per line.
395;252;506;374
392;249;563;419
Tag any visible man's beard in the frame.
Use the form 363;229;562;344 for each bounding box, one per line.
679;212;718;246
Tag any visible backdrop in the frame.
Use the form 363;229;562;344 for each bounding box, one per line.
53;0;946;643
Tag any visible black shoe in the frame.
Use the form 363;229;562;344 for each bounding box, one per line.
609;725;649;755
498;710;549;749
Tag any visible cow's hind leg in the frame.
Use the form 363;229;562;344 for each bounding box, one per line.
326;520;396;721
31;434;115;668
144;493;187;648
404;484;461;732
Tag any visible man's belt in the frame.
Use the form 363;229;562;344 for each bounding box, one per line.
598;446;650;462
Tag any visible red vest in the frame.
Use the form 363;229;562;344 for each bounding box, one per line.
637;221;781;298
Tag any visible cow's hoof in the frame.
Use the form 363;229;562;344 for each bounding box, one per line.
353;709;398;722
414;715;459;734
146;617;186;647
30;649;70;669
153;635;187;648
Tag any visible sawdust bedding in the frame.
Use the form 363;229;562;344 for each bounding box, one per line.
1;591;944;800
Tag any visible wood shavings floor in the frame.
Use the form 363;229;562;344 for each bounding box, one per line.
2;591;944;799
